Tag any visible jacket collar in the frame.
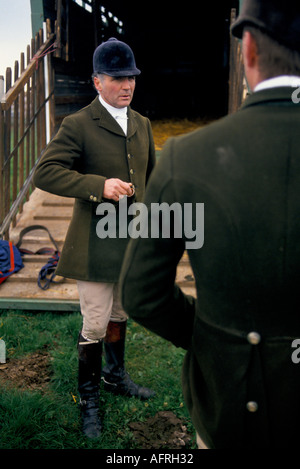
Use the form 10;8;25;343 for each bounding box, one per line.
241;86;299;111
90;96;138;137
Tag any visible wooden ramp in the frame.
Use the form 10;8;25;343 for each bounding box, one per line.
0;189;196;311
0;189;79;311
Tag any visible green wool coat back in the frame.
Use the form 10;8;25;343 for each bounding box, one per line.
120;87;300;449
33;97;156;282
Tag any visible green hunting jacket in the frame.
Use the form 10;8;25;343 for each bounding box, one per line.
120;87;300;449
33;97;156;282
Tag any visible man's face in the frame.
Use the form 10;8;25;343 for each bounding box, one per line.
94;74;136;108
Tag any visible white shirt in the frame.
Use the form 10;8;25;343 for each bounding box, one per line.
254;75;300;92
99;95;128;135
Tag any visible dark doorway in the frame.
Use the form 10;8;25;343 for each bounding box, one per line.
100;1;240;119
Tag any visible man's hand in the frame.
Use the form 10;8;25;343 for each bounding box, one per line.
103;178;134;202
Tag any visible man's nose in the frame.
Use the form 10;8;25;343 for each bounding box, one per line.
121;78;131;88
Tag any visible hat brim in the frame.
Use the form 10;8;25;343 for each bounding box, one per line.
231;16;271;39
96;68;141;77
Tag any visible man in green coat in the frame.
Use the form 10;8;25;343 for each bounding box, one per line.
34;38;156;438
120;0;300;448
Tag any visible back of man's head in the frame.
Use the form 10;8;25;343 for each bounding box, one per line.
245;27;300;80
232;0;300;79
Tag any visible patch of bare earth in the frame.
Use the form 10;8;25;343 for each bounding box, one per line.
0;347;52;392
129;411;193;449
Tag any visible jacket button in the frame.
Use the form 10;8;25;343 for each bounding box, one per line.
130;169;135;174
89;195;94;200
247;332;261;345
246;401;258;413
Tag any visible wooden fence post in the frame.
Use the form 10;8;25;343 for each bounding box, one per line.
46;19;56;140
0;76;4;228
3;67;12;235
228;8;246;114
19;53;25;215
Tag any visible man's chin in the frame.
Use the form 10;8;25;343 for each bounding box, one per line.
118;97;132;106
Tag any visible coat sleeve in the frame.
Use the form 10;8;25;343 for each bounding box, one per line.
33;114;106;202
119;139;196;349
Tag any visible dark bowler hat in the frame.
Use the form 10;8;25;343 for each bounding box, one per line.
231;0;300;51
93;37;141;77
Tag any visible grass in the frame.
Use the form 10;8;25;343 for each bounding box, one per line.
0;310;196;450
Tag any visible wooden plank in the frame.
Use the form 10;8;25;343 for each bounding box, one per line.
42;198;74;207
0;280;79;300
0;298;79;311
7;262;75;283
33;205;72;220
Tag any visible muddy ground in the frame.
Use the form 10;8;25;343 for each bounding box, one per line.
0;347;52;392
0;349;193;449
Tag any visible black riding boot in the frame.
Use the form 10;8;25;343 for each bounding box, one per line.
77;332;103;438
101;320;155;400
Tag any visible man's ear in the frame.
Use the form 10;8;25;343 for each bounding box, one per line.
242;30;260;90
243;30;258;68
93;76;102;92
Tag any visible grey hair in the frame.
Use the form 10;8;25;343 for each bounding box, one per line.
91;73;105;93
